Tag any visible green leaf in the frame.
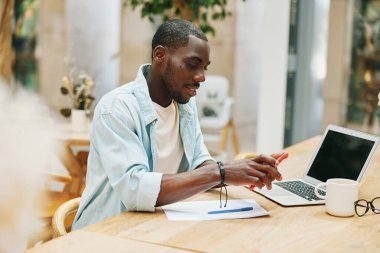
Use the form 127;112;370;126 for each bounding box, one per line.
60;108;71;118
174;7;180;16
212;13;220;19
200;23;215;36
122;0;242;36
202;12;207;22
60;86;69;95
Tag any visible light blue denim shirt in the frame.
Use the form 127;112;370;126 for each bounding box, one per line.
72;64;212;230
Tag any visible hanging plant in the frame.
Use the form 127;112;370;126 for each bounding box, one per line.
123;0;245;36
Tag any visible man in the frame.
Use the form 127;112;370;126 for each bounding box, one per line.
73;19;282;230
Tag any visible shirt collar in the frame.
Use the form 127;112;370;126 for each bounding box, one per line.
133;64;194;126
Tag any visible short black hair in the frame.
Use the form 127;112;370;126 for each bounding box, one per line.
152;19;208;51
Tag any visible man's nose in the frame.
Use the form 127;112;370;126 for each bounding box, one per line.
193;69;205;83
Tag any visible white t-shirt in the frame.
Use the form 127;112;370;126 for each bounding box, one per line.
152;100;184;174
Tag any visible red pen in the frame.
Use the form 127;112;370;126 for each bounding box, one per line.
248;152;288;191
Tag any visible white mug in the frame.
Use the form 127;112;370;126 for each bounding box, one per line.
314;178;358;217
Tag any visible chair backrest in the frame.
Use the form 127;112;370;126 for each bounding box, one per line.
196;75;231;119
27;172;76;248
52;197;81;238
197;75;229;103
196;75;239;157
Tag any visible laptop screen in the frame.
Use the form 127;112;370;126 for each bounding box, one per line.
306;130;376;182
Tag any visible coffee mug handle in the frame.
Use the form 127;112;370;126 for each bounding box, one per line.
314;183;326;199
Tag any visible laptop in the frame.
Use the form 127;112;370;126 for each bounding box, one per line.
252;124;379;206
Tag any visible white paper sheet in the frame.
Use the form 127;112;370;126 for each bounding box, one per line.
161;199;269;221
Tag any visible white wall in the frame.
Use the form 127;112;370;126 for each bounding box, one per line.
38;0;66;110
234;0;291;154
119;6;152;84
256;0;291;153
234;0;264;127
65;0;121;104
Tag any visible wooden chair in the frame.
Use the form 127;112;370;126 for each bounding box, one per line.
60;140;89;195
234;151;258;160
27;172;81;247
52;197;81;237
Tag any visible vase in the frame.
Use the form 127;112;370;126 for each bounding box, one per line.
71;109;88;132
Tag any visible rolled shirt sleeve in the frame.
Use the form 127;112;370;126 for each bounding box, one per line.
92;102;161;212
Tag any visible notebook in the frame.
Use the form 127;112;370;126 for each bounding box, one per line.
252;124;379;206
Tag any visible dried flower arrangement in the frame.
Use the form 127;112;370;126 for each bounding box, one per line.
60;71;95;117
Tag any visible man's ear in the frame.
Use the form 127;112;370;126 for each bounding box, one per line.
152;46;167;64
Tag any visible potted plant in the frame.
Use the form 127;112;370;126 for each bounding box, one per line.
123;0;244;35
60;71;95;132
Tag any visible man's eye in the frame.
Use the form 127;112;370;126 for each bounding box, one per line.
186;62;197;69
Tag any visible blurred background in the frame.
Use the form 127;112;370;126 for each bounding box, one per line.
2;0;380;154
1;0;380;251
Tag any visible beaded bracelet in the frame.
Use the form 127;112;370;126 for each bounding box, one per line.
217;161;228;208
216;161;225;184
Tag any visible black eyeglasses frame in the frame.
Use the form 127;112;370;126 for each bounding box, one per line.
354;197;380;217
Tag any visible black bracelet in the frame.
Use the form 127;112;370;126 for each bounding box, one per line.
217;161;225;185
217;161;227;208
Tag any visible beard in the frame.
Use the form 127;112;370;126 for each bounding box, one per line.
162;58;189;104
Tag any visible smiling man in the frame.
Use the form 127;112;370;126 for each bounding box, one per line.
72;19;282;229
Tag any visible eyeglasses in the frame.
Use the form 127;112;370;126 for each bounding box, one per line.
354;197;380;217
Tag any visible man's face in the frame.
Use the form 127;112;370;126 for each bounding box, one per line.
161;35;210;104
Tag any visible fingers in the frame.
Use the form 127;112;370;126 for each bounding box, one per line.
247;176;265;189
223;154;284;189
249;154;283;189
246;164;277;190
270;152;286;160
253;154;277;166
250;156;282;181
253;174;273;190
253;163;282;181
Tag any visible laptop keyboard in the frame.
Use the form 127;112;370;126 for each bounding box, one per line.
274;181;325;201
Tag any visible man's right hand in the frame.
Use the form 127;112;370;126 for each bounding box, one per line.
222;154;282;190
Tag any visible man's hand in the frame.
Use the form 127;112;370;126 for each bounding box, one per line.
222;154;282;190
156;154;283;207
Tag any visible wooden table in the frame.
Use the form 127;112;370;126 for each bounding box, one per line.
27;136;380;252
54;123;90;194
26;230;194;252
